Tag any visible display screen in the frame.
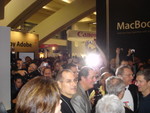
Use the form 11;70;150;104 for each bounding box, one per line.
19;52;34;62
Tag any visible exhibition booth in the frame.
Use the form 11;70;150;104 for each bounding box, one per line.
67;29;96;57
10;31;39;61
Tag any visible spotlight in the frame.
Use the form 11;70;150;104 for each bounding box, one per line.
85;53;102;68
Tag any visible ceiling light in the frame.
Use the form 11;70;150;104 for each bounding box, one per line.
43;6;50;10
78;17;93;22
62;0;74;4
93;12;96;15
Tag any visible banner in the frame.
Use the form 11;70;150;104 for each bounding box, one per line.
67;30;96;41
109;0;150;60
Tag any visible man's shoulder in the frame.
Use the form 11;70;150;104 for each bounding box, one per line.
129;84;138;90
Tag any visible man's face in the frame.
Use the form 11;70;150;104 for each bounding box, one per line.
54;63;61;71
43;68;52;77
135;75;150;94
70;66;79;78
121;61;129;66
15;79;23;88
83;69;96;90
100;73;112;86
58;71;77;98
28;63;37;73
119;68;133;86
17;60;23;68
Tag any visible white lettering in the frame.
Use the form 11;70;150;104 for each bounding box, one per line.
117;22;125;30
135;20;140;29
147;21;150;27
141;22;147;28
117;20;150;30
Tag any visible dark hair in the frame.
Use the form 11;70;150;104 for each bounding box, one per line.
78;66;93;81
14;74;23;81
136;69;150;82
55;69;73;81
16;58;22;62
65;63;77;69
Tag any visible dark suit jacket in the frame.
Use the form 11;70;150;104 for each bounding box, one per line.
125;107;134;113
128;84;139;113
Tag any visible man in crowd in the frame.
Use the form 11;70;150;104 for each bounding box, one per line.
71;66;96;113
11;74;23;110
89;72;112;105
65;63;79;78
106;76;133;113
96;94;125;113
135;69;150;113
116;65;139;112
56;69;77;113
11;58;26;75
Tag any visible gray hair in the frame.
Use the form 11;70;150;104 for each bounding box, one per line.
106;76;125;96
96;94;125;113
115;65;132;76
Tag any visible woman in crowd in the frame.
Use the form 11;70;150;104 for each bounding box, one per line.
15;76;62;113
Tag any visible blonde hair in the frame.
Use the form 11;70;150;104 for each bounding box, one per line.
15;76;60;113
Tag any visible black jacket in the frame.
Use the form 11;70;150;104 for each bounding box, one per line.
128;84;140;113
61;94;76;113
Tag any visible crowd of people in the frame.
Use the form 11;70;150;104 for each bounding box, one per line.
9;48;150;113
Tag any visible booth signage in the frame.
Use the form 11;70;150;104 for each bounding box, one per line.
11;41;32;47
11;31;39;52
67;30;96;39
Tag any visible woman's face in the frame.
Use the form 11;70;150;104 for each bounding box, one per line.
55;100;62;113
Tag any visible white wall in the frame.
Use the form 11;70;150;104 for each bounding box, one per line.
72;22;96;31
0;26;11;110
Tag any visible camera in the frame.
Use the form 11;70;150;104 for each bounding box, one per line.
94;88;102;105
43;62;48;66
131;49;135;53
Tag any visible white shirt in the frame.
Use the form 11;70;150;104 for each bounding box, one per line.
121;85;134;111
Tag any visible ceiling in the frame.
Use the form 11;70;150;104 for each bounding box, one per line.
21;0;96;31
1;0;96;44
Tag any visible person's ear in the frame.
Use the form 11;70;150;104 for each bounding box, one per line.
147;81;150;87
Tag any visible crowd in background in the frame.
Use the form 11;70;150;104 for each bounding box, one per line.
9;48;150;113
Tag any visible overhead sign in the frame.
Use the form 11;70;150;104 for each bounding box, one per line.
67;30;96;41
11;31;39;52
108;0;150;59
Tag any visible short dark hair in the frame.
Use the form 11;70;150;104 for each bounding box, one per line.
136;69;150;82
78;66;93;81
65;63;77;69
55;69;73;81
14;74;23;81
